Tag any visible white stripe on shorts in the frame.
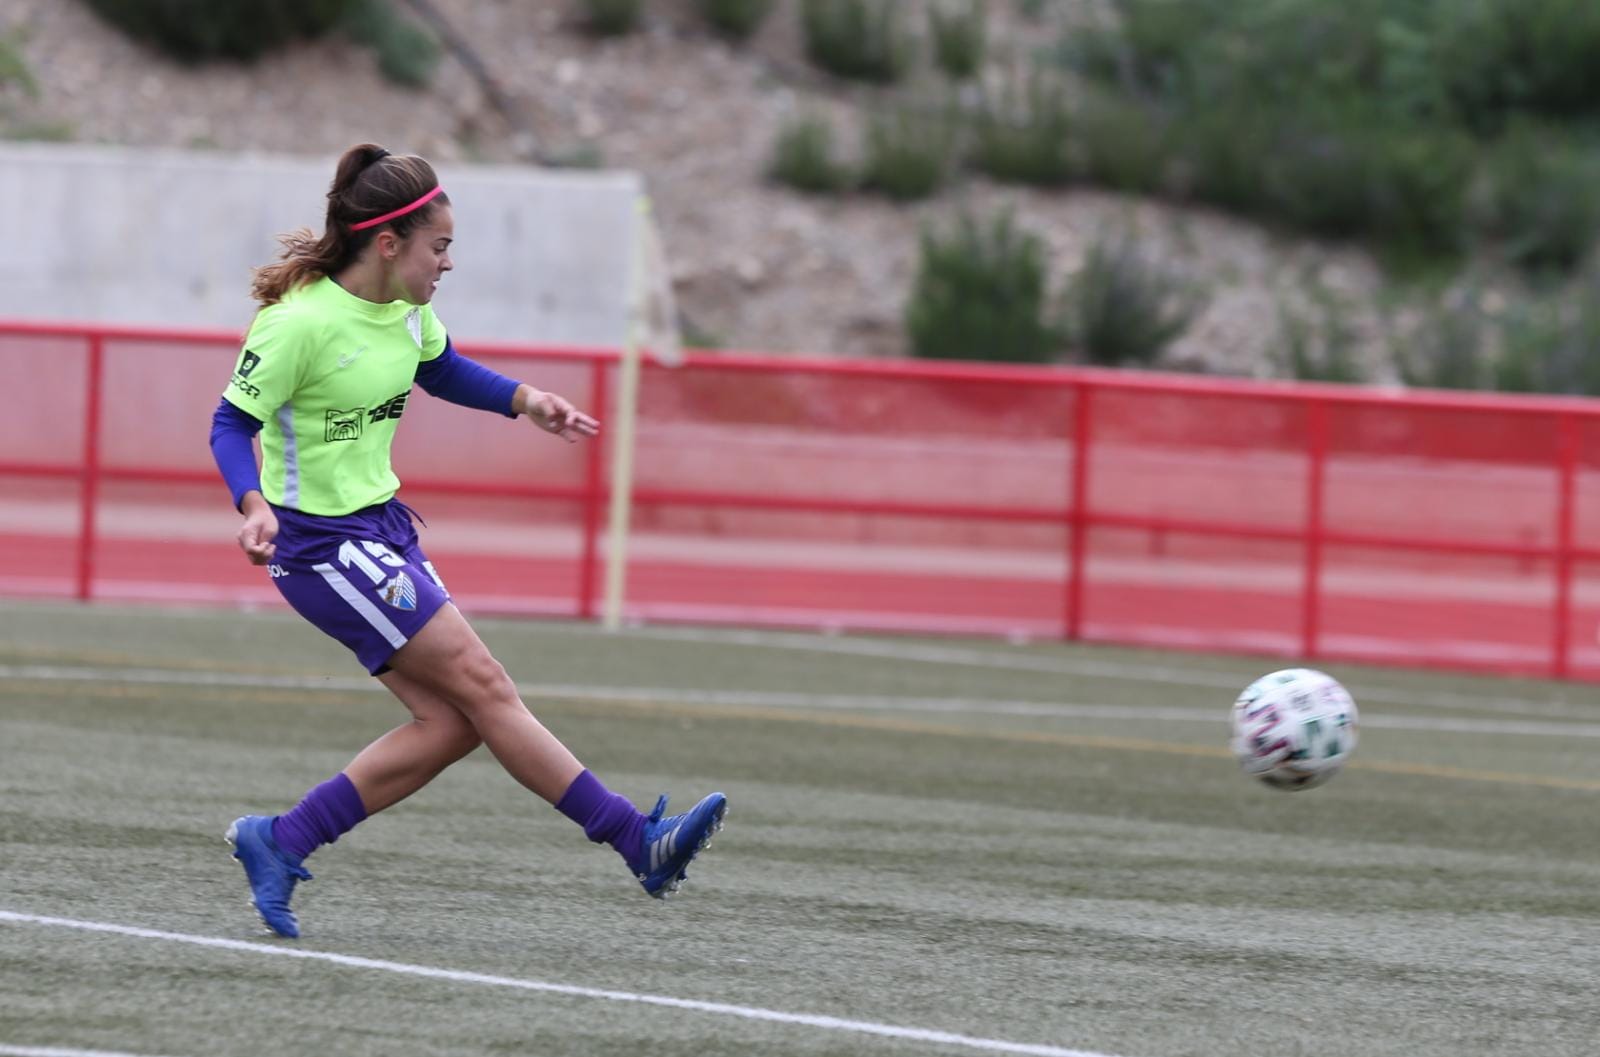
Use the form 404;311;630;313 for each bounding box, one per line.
312;562;408;650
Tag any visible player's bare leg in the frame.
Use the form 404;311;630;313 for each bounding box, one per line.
386;603;726;897
343;669;482;813
383;603;584;801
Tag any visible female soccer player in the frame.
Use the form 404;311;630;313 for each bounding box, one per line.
209;143;725;938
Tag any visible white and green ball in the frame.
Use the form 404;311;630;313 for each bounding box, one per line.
1230;668;1359;791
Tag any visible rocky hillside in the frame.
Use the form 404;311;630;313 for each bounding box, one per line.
3;0;1385;375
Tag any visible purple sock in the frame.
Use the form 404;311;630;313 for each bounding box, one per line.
271;772;369;863
555;769;646;864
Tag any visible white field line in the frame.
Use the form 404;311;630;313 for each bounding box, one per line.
0;912;1124;1057
22;601;1592;718
3;663;1599;739
605;624;1600;719
0;1047;183;1057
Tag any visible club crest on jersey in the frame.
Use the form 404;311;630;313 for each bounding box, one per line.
379;571;417;611
405;308;423;349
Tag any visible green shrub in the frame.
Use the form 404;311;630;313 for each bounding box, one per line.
1473;127;1600;274
1062;235;1203;368
1362;124;1475;261
696;0;776;40
540;142;608;169
0;118;75;142
1057;0;1600;271
969;69;1074;186
1262;110;1472;256
342;0;439;89
581;0;642;36
1257;110;1388;242
801;0;913;84
928;1;986;81
1169;99;1280;212
859;105;958;202
1072;91;1170;194
1493;272;1600;395
1273;285;1366;383
1394;270;1600;396
1070;0;1213;98
1434;0;1600;132
79;0;350;62
906;210;1060;363
0;28;37;97
768;113;850;194
1393;290;1495;391
1171;97;1471;260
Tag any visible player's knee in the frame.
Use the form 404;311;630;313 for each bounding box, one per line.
452;648;516;709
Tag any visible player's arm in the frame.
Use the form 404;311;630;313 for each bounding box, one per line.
208;400;277;564
215;309;305;564
210;399;264;511
415;336;599;441
413;337;520;416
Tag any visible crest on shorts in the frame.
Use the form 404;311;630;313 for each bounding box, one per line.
379;571;418;611
405;308;423;349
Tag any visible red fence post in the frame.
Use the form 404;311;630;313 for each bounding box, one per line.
1065;382;1093;641
1553;413;1578;679
75;335;105;601
577;356;610;620
1300;399;1328;660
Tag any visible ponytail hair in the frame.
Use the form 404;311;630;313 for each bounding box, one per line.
250;143;451;305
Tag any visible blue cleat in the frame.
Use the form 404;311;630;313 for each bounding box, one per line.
225;815;312;938
630;792;727;899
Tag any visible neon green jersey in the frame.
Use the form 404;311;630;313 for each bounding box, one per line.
222;276;447;516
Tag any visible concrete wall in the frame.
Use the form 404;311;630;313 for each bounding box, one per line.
2;142;641;345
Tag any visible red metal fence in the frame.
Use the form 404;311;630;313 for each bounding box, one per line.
5;319;1600;681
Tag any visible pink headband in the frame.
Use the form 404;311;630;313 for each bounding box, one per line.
349;185;444;231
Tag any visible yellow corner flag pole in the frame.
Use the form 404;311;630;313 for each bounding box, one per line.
601;194;666;632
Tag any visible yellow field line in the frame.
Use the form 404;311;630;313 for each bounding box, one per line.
6;678;376;708
7;672;1598;794
1346;757;1600;791
0;644;315;676
562;695;1600;794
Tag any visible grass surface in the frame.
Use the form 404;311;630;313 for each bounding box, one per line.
1;600;1597;1057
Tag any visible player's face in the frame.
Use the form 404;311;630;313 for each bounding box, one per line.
391;205;454;305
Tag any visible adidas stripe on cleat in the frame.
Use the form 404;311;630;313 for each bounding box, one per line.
225;814;312;938
631;791;727;899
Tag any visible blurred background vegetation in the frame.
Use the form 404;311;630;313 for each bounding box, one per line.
34;0;1600;393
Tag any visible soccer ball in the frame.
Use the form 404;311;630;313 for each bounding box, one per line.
1229;668;1358;791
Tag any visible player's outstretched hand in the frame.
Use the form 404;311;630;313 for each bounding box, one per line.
515;385;600;443
237;493;279;566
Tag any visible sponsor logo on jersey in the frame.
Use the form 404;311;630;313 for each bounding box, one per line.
322;393;408;442
380;571;418;611
230;350;264;398
325;408;365;442
368;392;409;423
337;346;367;369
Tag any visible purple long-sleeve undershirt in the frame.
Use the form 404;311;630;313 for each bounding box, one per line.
414;340;522;417
210;400;264;511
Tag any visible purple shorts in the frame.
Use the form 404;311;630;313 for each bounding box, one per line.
267;499;451;675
